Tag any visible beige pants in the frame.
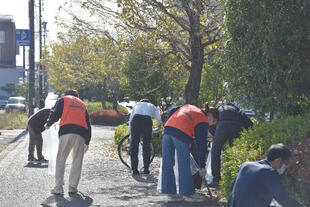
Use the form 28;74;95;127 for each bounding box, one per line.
55;133;85;190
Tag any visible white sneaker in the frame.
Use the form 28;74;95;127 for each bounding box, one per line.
51;187;64;195
166;194;183;201
183;193;205;202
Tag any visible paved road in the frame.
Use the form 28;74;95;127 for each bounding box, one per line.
0;125;220;207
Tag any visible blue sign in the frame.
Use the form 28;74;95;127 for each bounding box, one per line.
16;29;30;46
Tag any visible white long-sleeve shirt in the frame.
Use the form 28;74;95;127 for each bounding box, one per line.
129;102;162;126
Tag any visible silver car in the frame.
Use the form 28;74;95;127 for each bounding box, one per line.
0;96;8;109
5;96;26;113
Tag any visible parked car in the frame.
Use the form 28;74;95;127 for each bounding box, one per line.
243;108;255;119
5;96;26;113
0;96;8;109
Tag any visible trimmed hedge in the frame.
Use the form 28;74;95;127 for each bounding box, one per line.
220;113;310;201
85;100;128;114
114;123;129;144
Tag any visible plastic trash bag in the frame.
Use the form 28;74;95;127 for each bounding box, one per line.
126;143;144;171
190;153;200;175
44;126;59;175
205;143;213;184
157;149;199;193
270;199;283;207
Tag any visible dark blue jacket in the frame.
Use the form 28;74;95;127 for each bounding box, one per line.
228;160;302;207
218;103;253;130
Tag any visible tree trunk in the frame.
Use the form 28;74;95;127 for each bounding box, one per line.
112;96;118;110
269;111;274;122
185;16;204;106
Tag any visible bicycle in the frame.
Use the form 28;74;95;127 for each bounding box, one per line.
118;128;160;169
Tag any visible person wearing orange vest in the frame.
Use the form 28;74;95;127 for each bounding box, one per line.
160;104;209;202
45;89;91;195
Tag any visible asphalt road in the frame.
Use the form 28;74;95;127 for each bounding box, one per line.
0;125;220;207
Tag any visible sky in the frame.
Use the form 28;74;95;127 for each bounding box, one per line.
0;0;65;66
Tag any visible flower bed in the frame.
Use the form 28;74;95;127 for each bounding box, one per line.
89;110;128;126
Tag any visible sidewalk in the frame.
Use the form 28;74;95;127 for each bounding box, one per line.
0;129;27;152
0;125;221;207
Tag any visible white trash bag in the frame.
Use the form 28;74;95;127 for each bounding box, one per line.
270;199;283;207
44;126;59;175
205;143;213;184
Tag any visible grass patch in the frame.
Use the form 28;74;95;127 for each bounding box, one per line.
0;112;28;129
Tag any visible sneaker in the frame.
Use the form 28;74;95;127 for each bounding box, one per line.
142;169;150;174
166;194;183;201
28;157;37;162
51;187;64;195
207;181;219;188
37;158;48;162
68;186;78;194
132;170;140;175
183;193;205;202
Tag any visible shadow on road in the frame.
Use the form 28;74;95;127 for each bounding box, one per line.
24;162;48;168
98;182;220;207
132;174;158;183
10;129;28;144
41;192;93;207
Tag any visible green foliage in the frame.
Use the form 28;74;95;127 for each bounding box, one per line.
225;0;310;116
85;100;128;114
1;82;28;99
220;113;310;200
113;123;129;144
116;0;224;104
44;33;122;109
84;100;102;113
121;42;186;110
199;46;229;106
0;113;28;129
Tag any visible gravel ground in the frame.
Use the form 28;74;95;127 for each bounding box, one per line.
0;125;222;207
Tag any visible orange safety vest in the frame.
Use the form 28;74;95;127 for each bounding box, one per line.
60;96;88;130
165;104;208;138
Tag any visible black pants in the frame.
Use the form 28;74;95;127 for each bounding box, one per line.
130;114;153;172
211;121;243;182
28;125;44;159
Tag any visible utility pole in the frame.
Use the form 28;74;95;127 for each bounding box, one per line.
42;21;48;96
23;46;25;82
38;0;44;108
28;0;35;116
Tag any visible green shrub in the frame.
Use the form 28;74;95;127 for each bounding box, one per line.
0;112;28;129
85;100;103;113
220;113;310;201
117;105;128;114
114;123;129;144
85;100;128;114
